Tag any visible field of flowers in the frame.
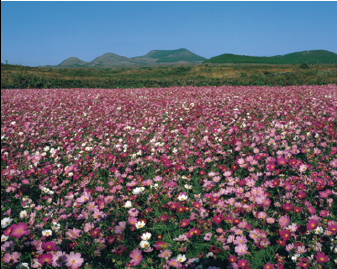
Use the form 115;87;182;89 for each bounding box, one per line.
1;85;337;269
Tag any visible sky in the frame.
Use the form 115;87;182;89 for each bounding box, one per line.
1;1;337;67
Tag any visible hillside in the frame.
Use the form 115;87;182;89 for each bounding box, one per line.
132;48;206;63
55;49;206;67
58;57;88;67
88;53;134;66
204;50;337;64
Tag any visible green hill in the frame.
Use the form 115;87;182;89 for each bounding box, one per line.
134;48;206;63
204;50;337;64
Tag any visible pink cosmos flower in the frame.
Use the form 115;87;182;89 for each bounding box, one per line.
115;221;126;234
235;244;248;256
84;222;94;232
10;222;30;238
158;249;172;260
52;251;67;267
266;217;275;224
66;228;81;239
204;232;213;241
65;252;84;269
3;252;21;264
296;246;307;254
307;206;316;215
128;217;138;226
129;248;143;266
233;235;248;245
278;215;290;227
168;258;182;268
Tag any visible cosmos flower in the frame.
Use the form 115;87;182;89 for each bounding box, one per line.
65;252;84;269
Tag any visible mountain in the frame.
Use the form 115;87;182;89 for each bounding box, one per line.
204;50;337;64
88;53;134;66
132;48;206;64
54;49;336;68
58;57;88;67
56;49;205;67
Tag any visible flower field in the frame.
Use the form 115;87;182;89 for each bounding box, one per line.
1;85;337;269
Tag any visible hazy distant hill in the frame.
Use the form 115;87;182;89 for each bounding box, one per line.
204;50;337;64
55;49;205;67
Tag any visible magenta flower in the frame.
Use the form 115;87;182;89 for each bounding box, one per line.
306;219;318;231
266;163;276;171
39;253;53;265
179;219;190;228
211;214;224;225
279;229;291;241
237;259;249;268
65;252;84;269
277;157;286;165
263;263;274;269
315;252;329;263
41;241;56;252
10;222;30;238
129;248;143;266
327;224;337;234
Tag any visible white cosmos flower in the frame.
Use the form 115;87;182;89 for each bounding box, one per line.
124;201;132;208
132;187;144;195
177;194;188;201
184;184;192;190
16;262;30;269
141;232;152;241
150;183;159;189
1;217;13;228
205;252;214;258
20;210;28;219
176;254;187;263
135;221;146;229
52;222;61;231
42;229;53;237
139;240;150;249
1;234;9;242
314;226;324;234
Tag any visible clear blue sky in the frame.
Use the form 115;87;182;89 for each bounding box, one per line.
1;1;337;66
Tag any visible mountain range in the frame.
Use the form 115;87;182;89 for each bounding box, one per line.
57;48;206;68
50;49;336;68
204;50;337;64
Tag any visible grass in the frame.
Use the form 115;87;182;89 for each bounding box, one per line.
1;63;337;89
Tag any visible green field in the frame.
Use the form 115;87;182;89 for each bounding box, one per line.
1;62;337;89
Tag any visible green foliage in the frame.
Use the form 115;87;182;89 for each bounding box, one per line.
1;63;337;89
